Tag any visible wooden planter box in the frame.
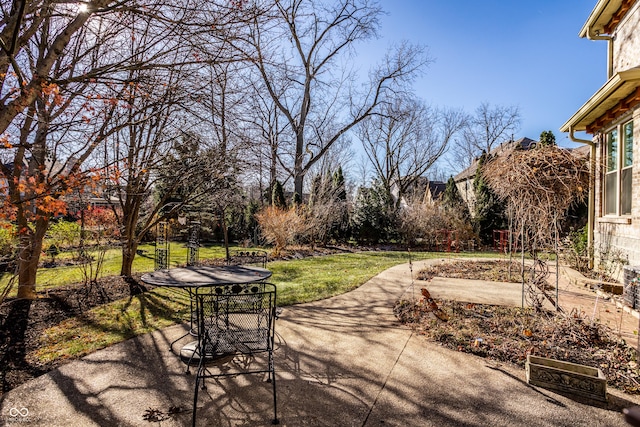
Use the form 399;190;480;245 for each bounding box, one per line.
526;355;607;402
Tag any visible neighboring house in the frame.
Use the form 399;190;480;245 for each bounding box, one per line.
560;0;640;277
390;177;445;208
454;137;538;217
425;181;446;205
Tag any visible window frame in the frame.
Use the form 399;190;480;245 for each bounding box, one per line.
603;119;633;217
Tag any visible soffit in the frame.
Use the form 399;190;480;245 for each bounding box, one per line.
560;68;640;132
579;0;624;38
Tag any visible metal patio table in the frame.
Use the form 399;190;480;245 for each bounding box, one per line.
141;265;273;353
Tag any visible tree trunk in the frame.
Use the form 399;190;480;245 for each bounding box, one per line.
222;210;230;262
16;218;49;300
293;130;305;203
120;205;138;277
120;242;138;277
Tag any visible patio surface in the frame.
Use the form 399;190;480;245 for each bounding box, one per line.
1;257;640;426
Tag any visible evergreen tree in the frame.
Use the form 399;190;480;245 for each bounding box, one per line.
473;153;507;245
291;192;302;207
330;167;350;241
441;176;470;220
539;130;556;147
351;181;396;244
333;167;347;201
271;180;287;209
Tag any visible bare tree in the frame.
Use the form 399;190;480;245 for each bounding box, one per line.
0;0;204;297
103;68;184;276
234;0;429;199
358;96;466;207
0;1;155;299
244;80;291;199
453;102;521;169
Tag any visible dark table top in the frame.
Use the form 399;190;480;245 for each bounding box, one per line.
140;265;272;287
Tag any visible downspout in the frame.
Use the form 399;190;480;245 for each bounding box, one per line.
588;32;613;78
569;127;596;269
576;30;612;269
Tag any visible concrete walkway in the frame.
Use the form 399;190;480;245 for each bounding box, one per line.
1;258;639;426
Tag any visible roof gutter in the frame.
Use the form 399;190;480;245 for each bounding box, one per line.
569;127;596;269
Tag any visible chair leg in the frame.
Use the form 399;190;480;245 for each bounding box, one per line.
271;372;279;424
192;375;200;427
184;343;201;375
270;352;279;425
169;330;189;353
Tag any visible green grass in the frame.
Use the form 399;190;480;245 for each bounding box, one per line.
0;242;246;295
270;251;432;305
20;249;498;366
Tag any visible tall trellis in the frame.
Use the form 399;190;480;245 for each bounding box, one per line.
483;146;589;310
186;221;200;266
155;221;170;270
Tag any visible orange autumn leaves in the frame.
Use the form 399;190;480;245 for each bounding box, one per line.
0;168;103;222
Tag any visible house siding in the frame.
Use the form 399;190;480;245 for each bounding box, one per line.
593;107;640;280
455;179;476;218
612;2;640;74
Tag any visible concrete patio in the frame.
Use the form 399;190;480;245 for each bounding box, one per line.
1;258;639;426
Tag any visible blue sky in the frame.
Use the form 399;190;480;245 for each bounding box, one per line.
360;0;606;149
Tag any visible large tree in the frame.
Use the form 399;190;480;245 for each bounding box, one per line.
453;102;521;169
235;0;428;199
0;0;176;298
358;95;466;208
0;0;221;297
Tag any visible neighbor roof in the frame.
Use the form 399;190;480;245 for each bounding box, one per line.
454;137;537;182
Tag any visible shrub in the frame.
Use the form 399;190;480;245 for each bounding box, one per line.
0;222;16;258
351;183;397;244
83;207;120;240
47;220;80;249
560;226;589;273
399;201;476;249
255;206;304;256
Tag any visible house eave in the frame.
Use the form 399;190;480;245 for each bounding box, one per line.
579;0;624;38
560;68;640;133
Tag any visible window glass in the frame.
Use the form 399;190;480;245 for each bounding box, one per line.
607;129;618;172
622;168;632;215
623;121;633;168
604;172;617;215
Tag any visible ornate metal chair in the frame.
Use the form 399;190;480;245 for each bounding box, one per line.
181;282;278;426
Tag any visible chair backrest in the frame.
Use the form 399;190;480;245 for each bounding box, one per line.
227;250;268;268
194;282;276;358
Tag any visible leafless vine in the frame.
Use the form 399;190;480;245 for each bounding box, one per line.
483;146;589;309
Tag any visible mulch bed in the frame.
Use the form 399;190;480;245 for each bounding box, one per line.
0;274;146;396
395;260;640;394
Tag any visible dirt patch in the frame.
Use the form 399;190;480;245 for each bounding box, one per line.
396;260;640;394
0;274;146;396
417;260;526;282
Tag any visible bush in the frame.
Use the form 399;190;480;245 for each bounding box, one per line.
83;207;120;240
351;183;397;244
0;223;16;258
399;201;476;249
47;220;80;249
255;206;305;256
560;226;589;273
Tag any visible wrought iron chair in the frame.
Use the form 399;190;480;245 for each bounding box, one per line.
227;250;268;268
181;282;278;426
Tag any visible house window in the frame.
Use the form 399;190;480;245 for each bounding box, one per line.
604;120;633;216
